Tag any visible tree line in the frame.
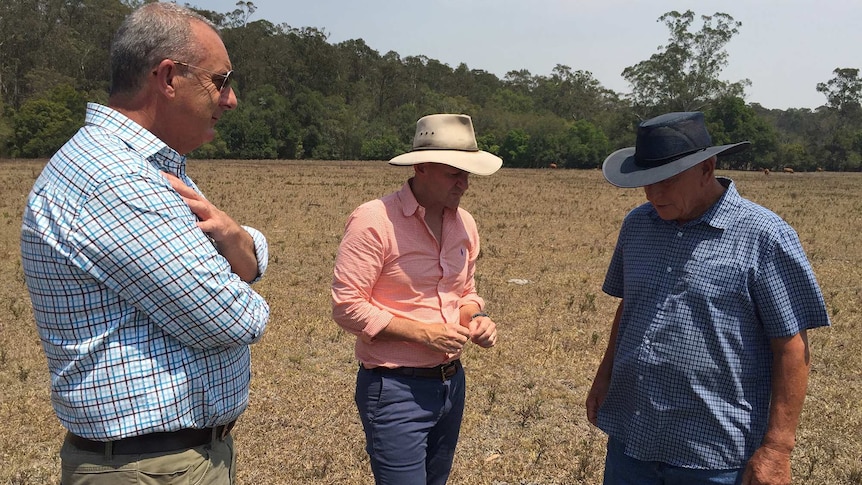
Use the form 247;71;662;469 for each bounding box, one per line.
1;1;861;171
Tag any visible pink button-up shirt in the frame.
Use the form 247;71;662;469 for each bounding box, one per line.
332;180;485;368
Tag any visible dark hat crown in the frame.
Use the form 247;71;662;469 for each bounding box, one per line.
634;112;712;168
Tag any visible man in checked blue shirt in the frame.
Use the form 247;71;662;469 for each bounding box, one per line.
20;3;269;484
586;112;829;485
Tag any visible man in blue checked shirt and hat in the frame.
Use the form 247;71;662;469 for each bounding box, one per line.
586;112;829;485
20;3;269;484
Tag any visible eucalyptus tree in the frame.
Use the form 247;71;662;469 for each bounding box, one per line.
503;69;537;96
817;68;862;118
815;68;862;169
61;0;130;94
622;10;750;117
335;38;382;109
1;0;125;109
534;64;609;122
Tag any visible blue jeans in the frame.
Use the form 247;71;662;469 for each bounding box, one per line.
355;365;466;485
604;437;744;485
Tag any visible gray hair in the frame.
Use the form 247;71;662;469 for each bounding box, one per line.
110;2;220;96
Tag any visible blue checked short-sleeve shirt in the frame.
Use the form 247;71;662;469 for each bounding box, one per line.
599;178;829;469
20;103;271;440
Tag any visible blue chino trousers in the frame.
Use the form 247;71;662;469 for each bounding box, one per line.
355;365;466;485
603;437;744;485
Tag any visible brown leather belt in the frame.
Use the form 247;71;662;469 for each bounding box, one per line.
67;421;235;455
361;360;462;381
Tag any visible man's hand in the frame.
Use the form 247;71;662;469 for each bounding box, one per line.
163;173;241;243
586;301;623;427
586;367;611;426
163;173;259;282
468;315;497;348
742;445;792;485
420;323;472;354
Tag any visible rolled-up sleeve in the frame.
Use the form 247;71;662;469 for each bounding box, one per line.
457;212;485;311
243;225;269;283
331;203;395;339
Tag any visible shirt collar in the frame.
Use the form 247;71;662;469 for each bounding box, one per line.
85;103;187;177
397;178;422;217
697;177;739;230
396;177;459;220
647;177;740;230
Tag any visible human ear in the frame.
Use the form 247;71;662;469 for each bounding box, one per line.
153;59;178;95
702;156;717;176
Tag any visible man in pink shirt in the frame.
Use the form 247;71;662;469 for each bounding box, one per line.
332;113;501;485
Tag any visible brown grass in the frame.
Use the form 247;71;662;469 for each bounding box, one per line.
1;159;860;484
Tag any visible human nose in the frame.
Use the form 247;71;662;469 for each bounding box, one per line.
643;183;660;200
457;173;469;190
220;86;238;110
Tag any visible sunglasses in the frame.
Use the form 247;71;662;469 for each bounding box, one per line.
171;60;234;92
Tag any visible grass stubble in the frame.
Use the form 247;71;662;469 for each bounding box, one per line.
0;159;859;484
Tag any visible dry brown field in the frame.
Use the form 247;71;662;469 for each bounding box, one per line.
1;159;860;484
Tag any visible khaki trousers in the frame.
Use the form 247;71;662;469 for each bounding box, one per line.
60;433;236;485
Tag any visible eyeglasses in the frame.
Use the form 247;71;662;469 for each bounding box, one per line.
171;60;234;92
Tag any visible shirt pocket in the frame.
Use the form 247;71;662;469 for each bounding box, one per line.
681;258;749;327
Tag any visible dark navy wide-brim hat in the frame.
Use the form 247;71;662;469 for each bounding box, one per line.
602;111;750;188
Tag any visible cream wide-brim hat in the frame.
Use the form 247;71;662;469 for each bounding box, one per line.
389;114;503;176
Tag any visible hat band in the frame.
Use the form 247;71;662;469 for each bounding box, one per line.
411;146;480;153
634;147;707;168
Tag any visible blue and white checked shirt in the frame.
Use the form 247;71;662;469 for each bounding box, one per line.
21;103;270;440
600;178;829;469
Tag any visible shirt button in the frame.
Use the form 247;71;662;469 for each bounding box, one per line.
666;266;672;273
677;231;683;237
638;375;644;381
635;410;641;416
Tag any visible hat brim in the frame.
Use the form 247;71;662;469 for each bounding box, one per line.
602;141;750;188
389;149;503;176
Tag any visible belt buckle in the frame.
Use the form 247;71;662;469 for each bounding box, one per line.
440;362;456;381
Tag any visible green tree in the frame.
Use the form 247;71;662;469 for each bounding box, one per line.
705;96;778;169
488;89;533;114
0;98;12;156
534;64;612;123
360;134;405;160
503;69;537;95
776;143;811;172
822;126;862;171
816;68;862;120
212;84;294;159
476;133;500;159
622;10;750;116
558;119;610;169
1;0;852;168
10;84;86;157
500;129;531;167
0;0;125;109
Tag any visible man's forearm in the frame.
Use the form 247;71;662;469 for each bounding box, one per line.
762;330;810;453
374;317;426;343
215;228;259;282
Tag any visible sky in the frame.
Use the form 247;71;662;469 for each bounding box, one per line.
197;0;860;111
